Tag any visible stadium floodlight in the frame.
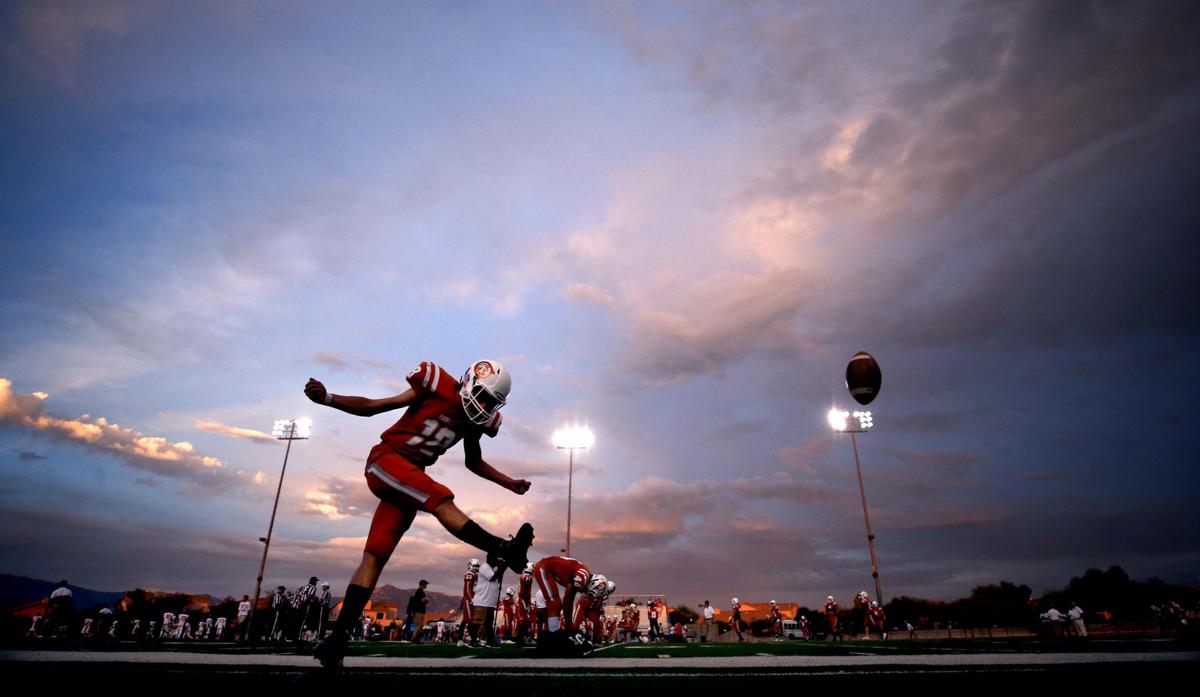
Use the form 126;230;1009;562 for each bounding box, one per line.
828;408;872;433
553;426;594;557
272;417;312;440
828;406;883;606
249;417;312;642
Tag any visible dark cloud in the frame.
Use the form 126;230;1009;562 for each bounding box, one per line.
604;1;1200;383
621;268;815;384
14;449;47;461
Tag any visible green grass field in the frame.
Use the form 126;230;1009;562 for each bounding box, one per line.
5;637;1196;692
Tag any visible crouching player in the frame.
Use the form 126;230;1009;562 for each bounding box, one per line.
531;554;612;656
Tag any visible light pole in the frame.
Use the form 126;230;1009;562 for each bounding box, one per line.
248;417;311;641
552;426;594;557
828;408;883;606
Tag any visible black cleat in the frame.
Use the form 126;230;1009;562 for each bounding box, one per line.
494;522;535;574
312;631;347;670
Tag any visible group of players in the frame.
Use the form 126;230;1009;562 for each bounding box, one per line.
453;553;678;649
723;592;887;641
819;591;888;640
455;553;618;653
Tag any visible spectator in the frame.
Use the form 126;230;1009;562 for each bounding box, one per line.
235;595;251;641
409;580;430;643
472;560;504;646
319;583;333;638
1068;602;1087;638
44;580;74;637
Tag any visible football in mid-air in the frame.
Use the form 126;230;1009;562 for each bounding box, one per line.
845;351;882;405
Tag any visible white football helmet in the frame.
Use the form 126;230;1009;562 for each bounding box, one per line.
605;580;616;596
770;600;777;606
731;597;738;604
459;359;510;425
468;558;480;572
827;596;835;602
505;587;515;596
870;601;879;608
585;574;610;599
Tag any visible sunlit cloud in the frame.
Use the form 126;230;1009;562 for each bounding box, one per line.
1;378;247;492
195;420;276;443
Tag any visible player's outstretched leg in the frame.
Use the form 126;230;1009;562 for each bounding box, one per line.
494;522;535;573
313;569;377;670
435;500;535;574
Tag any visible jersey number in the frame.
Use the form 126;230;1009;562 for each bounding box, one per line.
407;419;457;456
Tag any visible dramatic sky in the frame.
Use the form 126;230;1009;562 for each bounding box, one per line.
2;0;1198;608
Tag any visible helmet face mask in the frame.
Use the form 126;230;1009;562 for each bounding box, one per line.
585;574;610;599
468;558;480;572
460;360;510;425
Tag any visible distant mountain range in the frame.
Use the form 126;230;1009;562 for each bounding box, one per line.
364;583;460;613
1;574;461;614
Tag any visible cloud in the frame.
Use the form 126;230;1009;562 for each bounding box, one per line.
776;437;834;473
194;420;275;443
4;0;142;90
568;0;1200;388
0;504;386;596
299;476;377;520
313;352;394;373
0;378;248;493
14;449;48;461
563;282;618;307
620;268;816;384
313;352;351;371
878;446;985;474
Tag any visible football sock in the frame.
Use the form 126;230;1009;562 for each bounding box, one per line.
334;584;372;636
453;520;503;555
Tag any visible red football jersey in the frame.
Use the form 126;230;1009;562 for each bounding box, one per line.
535;556;590;591
378;361;501;468
518;571;533;602
570;594;603;631
462;571;478;603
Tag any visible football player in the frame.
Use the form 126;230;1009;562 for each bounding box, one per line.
570;576;614;645
867;601;887;640
517;562;535;642
770;600;783;640
307;360;536;669
730;598;744;642
457;559;479;646
500;588;517;641
532;555;604;636
824;595;841;641
647;599;662;641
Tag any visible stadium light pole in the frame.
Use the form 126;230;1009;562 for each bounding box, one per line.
828;408;884;606
552;426;594;557
248;417;312;642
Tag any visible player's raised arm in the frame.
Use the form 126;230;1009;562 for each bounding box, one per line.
304;378;416;417
463;432;532;495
